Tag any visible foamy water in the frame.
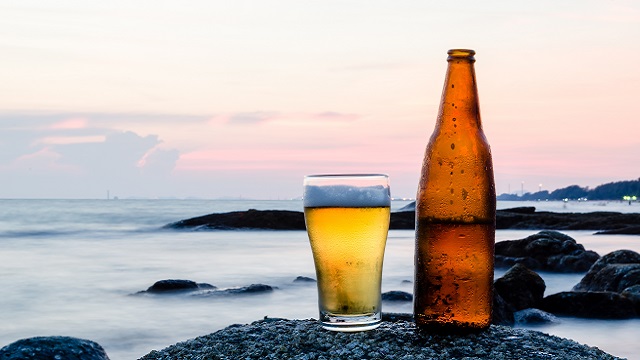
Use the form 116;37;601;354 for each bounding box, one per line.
0;199;638;359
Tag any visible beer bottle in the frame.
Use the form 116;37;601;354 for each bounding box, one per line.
414;49;496;332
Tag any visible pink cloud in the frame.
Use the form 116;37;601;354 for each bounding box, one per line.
50;118;88;130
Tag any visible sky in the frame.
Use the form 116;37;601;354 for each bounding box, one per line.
1;0;639;199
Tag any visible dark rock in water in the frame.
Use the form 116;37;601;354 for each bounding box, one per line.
199;284;276;296
514;308;559;325
381;291;413;302
164;208;640;232
492;291;515;326
495;255;542;270
165;209;306;230
494;263;546;311
293;276;316;283
595;225;640;235
381;312;413;322
540;291;636;319
0;336;110;360
495;231;599;272
621;285;640;314
397;201;415;212
145;279;216;293
573;250;640;292
401;279;412;284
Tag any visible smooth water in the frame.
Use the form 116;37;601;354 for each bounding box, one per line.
0;199;639;359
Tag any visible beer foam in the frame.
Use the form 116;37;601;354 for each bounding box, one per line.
303;185;391;208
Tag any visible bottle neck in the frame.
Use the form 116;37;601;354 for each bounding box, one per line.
436;54;482;131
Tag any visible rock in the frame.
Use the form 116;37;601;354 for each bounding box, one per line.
139;318;622;360
539;291;636;319
492;291;515;326
381;312;413;322
595;225;640;235
293;276;316;283
621;285;640;314
0;336;110;360
514;308;559;325
199;284;276;296
164;209;640;232
144;279;216;293
381;291;412;302
495;231;599;272
573;250;640;292
494;263;546;311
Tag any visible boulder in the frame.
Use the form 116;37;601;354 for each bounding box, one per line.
572;250;640;292
495;231;599;272
381;291;412;302
145;279;216;293
621;284;640;314
539;291;636;319
494;263;546;310
514;308;559;325
0;336;110;360
199;284;276;296
293;276;316;283
492;291;515;326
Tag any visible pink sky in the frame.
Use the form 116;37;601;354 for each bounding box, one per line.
0;1;639;199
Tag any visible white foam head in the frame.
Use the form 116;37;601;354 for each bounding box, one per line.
303;183;390;208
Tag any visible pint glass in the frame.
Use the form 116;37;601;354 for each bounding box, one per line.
303;174;391;331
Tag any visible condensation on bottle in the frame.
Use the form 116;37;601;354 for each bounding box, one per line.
414;49;496;333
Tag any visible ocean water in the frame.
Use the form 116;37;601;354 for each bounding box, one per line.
0;199;639;359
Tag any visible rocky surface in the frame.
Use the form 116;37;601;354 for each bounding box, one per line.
163;207;640;233
0;336;110;360
540;291;637;319
143;279;216;293
495;231;600;272
573;250;640;292
138;318;621;360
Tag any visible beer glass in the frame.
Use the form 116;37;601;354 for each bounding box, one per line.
303;174;391;331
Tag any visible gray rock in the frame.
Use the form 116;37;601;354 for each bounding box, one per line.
0;336;110;360
492;291;515;326
495;231;599;272
573;250;640;292
514;308;559;325
144;279;216;294
138;318;622;360
198;283;276;296
540;291;636;319
494;263;546;311
381;291;412;302
621;284;640;314
293;276;316;283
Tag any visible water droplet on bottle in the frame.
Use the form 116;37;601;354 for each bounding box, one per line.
451;143;455;150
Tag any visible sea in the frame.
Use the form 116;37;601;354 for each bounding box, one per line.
0;199;639;360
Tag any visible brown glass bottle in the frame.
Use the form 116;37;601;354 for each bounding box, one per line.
414;49;496;332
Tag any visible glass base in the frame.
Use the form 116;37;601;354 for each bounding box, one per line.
319;312;381;332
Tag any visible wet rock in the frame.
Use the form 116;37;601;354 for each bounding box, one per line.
492;291;515;326
495;231;599;272
381;291;412;302
494;263;546;311
621;285;640;314
514;308;559;325
144;279;216;294
595;225;640;235
0;336;110;360
540;291;636;319
573;250;640;292
198;284;276;297
293;276;316;283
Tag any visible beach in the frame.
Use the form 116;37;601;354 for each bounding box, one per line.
0;199;639;359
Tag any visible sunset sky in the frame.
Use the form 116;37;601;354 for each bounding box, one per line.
1;0;639;199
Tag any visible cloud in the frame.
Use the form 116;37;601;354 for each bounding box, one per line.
313;111;360;122
50;117;88;130
227;111;279;125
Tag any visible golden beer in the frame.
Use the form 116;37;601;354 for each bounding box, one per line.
303;174;390;331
